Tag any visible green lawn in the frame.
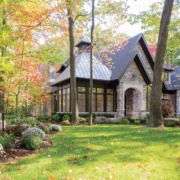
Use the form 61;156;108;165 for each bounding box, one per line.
0;125;180;180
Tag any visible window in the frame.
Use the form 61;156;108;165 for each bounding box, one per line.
106;89;113;112
62;88;70;112
78;87;86;112
59;90;61;111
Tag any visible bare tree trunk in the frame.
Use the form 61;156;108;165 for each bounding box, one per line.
149;0;174;127
67;0;79;124
0;9;6;131
89;0;95;126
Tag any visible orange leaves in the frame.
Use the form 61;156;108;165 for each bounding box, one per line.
48;175;56;180
137;162;148;169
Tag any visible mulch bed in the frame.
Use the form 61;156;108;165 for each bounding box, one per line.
0;134;52;164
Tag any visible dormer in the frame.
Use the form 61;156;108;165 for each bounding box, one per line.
75;35;91;54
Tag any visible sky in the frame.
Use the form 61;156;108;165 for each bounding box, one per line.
120;0;160;36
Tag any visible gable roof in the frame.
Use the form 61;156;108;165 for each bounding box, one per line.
102;33;153;82
52;33;154;86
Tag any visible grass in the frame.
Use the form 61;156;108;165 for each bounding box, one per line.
0;125;180;180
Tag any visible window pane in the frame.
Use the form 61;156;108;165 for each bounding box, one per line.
97;88;104;93
78;87;86;92
107;89;113;94
66;94;70;111
59;90;61;112
107;95;113;112
78;93;86;112
62;95;65;112
97;94;104;112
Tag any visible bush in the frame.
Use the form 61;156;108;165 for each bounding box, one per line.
162;101;174;118
62;115;70;121
22;127;45;138
37;114;49;122
0;133;14;148
104;118;111;124
0;143;4;154
140;115;149;124
13;123;30;136
51;114;60;122
50;124;62;132
20;118;38;127
94;119;100;124
79;117;87;123
134;119;141;124
61;120;71;125
21;134;42;150
117;117;129;124
38;123;49;133
11;118;20;125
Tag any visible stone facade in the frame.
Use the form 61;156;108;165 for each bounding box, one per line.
116;60;148;118
135;43;153;80
176;90;180;117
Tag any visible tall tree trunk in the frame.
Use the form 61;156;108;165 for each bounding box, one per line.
149;0;174;127
67;0;79;124
0;9;6;131
89;0;95;126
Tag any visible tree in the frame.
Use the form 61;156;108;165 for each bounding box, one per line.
67;0;79;124
129;0;180;65
149;0;174;127
89;0;95;126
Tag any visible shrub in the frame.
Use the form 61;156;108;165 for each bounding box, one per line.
79;117;87;123
164;120;176;127
21;134;42;150
104;118;111;124
140;115;149;124
117;117;129;124
162;101;174;118
21;118;38;127
62;115;70;121
0;144;4;154
50;124;62;132
22;127;45;138
51;114;60;122
37;114;49;122
94;119;100;124
61;120;71;125
0;133;14;148
11;118;20;125
134;119;141;124
38;123;49;133
13;123;29;136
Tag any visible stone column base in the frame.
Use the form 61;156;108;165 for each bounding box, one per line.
116;109;125;118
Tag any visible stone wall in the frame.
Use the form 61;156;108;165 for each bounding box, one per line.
134;43;153;80
116;60;148;118
176;90;180;117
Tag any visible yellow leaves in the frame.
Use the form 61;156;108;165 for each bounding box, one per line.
137;162;148;169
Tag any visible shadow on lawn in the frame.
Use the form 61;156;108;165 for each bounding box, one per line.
4;125;180;174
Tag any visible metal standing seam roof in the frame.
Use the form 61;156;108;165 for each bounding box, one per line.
51;52;112;85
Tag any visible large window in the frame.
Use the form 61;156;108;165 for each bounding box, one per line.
78;87;86;112
62;87;70;112
59;90;61;112
106;89;113;112
96;88;104;112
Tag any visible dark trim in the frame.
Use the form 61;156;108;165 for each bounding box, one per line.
134;55;152;85
139;37;154;70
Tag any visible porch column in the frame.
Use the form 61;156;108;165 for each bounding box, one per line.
116;84;125;118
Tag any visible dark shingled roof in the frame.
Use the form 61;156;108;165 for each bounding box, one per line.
52;33;154;86
171;67;180;90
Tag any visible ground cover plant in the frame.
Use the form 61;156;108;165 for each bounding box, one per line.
0;125;180;180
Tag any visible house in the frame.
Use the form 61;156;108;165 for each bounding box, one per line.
51;34;180;118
